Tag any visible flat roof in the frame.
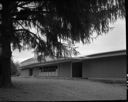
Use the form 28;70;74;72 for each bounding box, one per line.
80;50;126;60
20;58;79;70
20;50;126;70
86;50;126;57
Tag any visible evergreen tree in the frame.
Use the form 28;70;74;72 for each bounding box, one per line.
0;0;125;87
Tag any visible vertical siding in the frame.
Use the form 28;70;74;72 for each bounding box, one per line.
20;69;29;76
33;68;40;77
82;55;126;80
58;62;71;77
38;70;58;77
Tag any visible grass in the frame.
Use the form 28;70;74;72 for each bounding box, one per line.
0;77;127;101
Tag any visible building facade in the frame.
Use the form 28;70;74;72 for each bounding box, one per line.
19;50;126;82
82;52;126;81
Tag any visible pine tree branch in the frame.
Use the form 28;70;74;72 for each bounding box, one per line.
11;10;51;21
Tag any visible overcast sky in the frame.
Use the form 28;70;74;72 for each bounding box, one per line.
12;19;126;63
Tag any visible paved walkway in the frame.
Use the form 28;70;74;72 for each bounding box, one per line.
0;77;126;101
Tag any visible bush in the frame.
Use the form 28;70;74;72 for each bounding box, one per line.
11;60;20;76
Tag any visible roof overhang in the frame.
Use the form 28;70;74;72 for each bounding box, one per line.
19;58;79;70
19;50;126;70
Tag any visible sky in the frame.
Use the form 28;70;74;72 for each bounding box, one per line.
12;19;126;63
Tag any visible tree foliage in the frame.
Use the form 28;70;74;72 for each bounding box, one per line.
11;60;19;75
0;0;125;59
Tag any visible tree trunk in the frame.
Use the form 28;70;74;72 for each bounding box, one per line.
0;1;13;88
0;42;12;88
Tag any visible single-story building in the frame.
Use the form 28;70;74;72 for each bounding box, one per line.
19;50;126;82
81;50;126;81
20;57;78;78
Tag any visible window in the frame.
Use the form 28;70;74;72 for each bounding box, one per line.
43;66;57;72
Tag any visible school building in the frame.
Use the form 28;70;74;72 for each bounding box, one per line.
19;50;126;82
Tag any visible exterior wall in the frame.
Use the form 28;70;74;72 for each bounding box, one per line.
82;55;126;81
38;70;58;77
20;69;29;76
58;62;72;77
33;68;40;77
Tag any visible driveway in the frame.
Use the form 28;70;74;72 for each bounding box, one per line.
0;77;126;101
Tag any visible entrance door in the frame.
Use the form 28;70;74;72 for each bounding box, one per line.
29;69;33;76
72;62;82;77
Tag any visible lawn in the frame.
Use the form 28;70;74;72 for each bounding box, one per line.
0;77;126;101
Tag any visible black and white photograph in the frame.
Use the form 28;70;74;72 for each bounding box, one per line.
0;0;126;101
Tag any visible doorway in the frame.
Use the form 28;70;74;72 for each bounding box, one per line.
29;69;33;76
72;62;82;77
